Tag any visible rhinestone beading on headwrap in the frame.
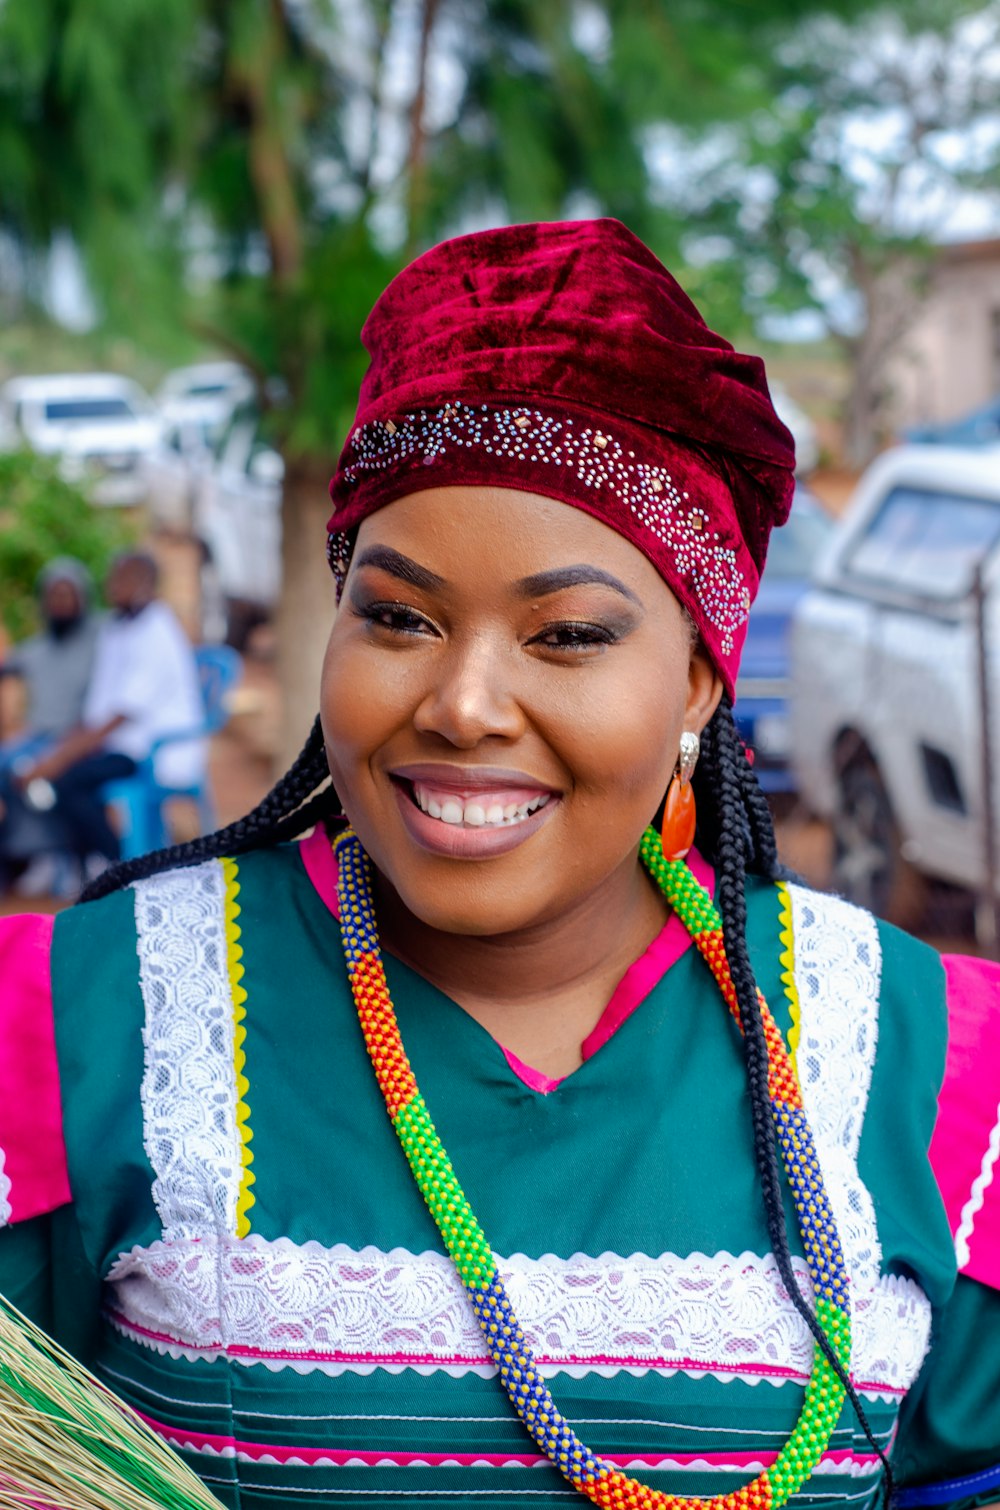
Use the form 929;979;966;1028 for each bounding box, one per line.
340;403;752;654
334;825;854;1509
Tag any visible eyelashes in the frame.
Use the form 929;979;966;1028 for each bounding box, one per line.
353;601;434;636
351;599;631;654
526;621;621;650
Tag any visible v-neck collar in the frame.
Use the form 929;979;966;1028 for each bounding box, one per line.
298;823;715;1094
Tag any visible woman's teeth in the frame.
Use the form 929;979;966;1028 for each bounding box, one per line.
411;786;551;827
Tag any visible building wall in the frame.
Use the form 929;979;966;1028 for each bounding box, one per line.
891;249;1000;432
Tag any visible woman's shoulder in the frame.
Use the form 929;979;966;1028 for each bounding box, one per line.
0;841;329;1226
747;870;1000;1293
2;842;327;1039
745;870;947;1034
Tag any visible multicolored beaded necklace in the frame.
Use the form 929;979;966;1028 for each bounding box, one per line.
334;825;852;1510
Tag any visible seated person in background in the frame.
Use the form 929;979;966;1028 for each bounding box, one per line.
0;559;102;888
14;550;206;879
0;557;100;767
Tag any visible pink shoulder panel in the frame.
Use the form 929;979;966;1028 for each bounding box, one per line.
0;913;72;1225
930;954;1000;1290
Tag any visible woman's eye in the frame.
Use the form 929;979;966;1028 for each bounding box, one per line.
529;621;618;651
355;602;435;636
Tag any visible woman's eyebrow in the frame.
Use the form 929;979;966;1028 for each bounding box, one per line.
354;545;445;591
515;565;642;606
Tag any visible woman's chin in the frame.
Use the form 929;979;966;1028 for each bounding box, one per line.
363;816;563;938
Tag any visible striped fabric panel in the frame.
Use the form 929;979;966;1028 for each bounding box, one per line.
95;1322;894;1508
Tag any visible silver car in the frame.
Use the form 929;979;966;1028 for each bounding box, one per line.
0;372;163;505
790;445;1000;926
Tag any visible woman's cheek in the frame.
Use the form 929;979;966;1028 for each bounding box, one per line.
324;641;398;745
541;672;678;802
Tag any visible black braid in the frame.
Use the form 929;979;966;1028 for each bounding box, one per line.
78;717;341;904
696;697;893;1498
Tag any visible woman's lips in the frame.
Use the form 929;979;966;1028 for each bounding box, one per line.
390;777;560;858
390;762;557;795
409;781;551;826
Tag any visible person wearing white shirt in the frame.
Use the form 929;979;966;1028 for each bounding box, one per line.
15;552;205;871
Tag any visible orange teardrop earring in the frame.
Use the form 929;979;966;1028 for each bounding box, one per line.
660;731;700;860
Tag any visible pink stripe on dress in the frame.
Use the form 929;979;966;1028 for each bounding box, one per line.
0;913;71;1224
140;1412;880;1474
299;825;715;1095
930;953;1000;1289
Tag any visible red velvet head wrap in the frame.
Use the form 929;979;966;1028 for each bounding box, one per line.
327;218;795;694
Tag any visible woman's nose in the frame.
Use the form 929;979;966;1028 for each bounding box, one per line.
412;635;526;748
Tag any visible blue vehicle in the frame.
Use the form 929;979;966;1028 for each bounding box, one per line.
733;485;835;794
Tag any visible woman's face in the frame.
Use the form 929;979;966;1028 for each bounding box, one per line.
321;486;722;936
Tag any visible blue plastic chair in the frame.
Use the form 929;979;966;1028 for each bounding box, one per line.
105;644;243;859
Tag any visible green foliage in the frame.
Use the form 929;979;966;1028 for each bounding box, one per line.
2;0;996;473
0;451;136;641
668;0;1000;332
0;0;201;351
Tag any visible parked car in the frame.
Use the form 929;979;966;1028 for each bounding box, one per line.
790;445;1000;925
141;418;218;532
0;372;162;505
155;361;254;439
192;402;283;646
733;483;835;794
145;363;257;532
904;394;1000;448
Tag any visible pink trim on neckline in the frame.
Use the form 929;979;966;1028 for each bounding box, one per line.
300;822;343;918
298;825;715;1095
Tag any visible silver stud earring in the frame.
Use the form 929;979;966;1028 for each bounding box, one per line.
677;730;700;787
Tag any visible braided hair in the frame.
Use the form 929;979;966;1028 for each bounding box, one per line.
693;701;892;1496
79;699;892;1494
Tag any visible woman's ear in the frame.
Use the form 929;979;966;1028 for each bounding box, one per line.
685;644;724;734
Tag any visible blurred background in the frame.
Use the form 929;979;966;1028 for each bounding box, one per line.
3;0;1000;948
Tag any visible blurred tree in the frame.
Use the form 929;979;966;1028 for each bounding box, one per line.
664;0;1000;463
0;0;973;742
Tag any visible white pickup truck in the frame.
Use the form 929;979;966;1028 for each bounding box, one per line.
790;445;1000;926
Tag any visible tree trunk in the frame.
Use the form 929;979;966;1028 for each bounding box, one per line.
840;248;936;469
841;325;885;471
404;0;443;249
274;455;339;774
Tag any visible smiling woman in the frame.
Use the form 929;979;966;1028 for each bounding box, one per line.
0;220;999;1510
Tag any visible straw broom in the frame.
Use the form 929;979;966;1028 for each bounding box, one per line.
0;1293;224;1509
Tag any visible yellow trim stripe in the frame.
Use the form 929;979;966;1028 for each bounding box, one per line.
222;856;256;1237
776;880;802;1068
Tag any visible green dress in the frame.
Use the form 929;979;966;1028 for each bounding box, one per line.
0;831;998;1509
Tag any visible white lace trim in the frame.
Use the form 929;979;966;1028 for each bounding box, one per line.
104;1234;930;1396
0;1146;12;1228
786;885;883;1294
133;862;240;1241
